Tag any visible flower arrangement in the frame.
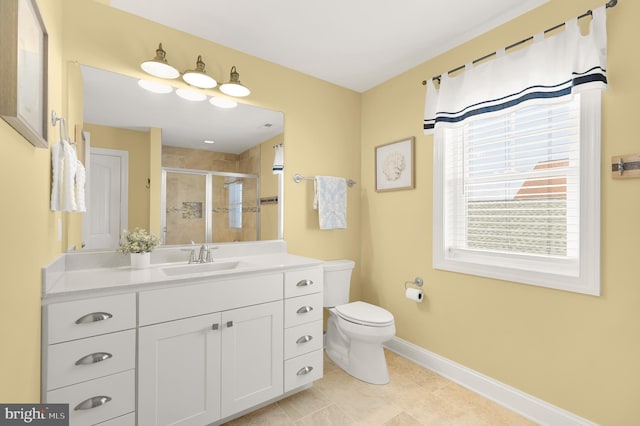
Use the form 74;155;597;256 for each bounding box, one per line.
119;228;159;254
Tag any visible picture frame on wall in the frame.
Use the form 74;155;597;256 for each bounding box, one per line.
0;0;49;149
375;136;415;192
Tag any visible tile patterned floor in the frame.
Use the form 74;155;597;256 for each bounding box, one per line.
225;350;537;425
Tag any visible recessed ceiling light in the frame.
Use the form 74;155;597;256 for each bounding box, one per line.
138;79;173;94
204;140;215;144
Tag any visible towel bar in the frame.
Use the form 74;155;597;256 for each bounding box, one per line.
293;173;356;187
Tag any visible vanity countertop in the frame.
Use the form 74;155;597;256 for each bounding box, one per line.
42;241;325;303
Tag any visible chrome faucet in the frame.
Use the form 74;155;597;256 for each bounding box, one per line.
198;244;208;263
186;243;217;263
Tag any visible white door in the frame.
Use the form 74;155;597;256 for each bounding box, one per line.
221;301;283;417
82;148;128;249
138;313;222;426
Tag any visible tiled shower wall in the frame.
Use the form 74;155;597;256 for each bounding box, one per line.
162;145;260;244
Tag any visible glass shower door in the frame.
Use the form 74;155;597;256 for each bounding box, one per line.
211;175;259;243
162;169;259;245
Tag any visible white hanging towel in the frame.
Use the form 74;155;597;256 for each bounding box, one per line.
50;142;63;211
62;140;78;212
272;144;284;174
51;140;83;212
75;160;86;212
313;176;347;230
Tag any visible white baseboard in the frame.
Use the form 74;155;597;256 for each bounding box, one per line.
384;337;596;426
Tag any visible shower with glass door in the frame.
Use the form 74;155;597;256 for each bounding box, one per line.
161;168;260;245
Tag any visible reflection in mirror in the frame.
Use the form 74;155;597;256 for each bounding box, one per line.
80;65;284;249
162;169;259;244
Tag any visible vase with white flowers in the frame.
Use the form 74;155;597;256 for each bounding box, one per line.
119;228;159;269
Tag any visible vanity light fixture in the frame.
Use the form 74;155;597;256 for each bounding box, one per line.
137;79;173;94
176;88;207;101
219;66;251;97
140;43;180;79
182;55;217;89
209;97;238;109
141;44;251;98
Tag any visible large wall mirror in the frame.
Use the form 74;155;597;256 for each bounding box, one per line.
80;65;284;250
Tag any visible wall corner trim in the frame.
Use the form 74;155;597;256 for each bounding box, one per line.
384;337;596;426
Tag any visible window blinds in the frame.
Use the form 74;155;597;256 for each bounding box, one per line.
445;95;581;258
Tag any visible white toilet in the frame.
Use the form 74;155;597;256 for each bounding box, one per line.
323;260;396;384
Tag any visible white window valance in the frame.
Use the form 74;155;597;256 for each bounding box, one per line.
424;6;607;134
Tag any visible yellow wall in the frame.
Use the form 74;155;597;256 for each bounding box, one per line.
361;0;638;424
0;0;64;401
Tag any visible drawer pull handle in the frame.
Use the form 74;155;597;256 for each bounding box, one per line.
296;306;313;314
212;323;219;331
74;396;112;411
296;366;314;376
75;312;113;324
296;335;313;344
226;321;234;328
296;279;313;287
75;352;113;365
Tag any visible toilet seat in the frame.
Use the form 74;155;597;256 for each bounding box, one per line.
334;301;394;327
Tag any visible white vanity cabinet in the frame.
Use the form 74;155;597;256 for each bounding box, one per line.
282;268;324;392
138;312;222;425
42;293;137;426
42;247;326;426
137;273;284;425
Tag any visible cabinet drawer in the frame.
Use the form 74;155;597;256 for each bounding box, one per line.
284;321;323;360
46;369;135;426
284;268;323;298
284;293;323;328
95;412;135;426
284;350;323;393
46;329;135;391
139;273;283;326
46;294;136;344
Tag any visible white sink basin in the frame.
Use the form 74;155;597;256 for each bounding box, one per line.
161;261;248;276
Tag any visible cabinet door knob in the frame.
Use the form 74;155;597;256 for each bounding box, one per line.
296;366;314;376
296;335;313;344
296;279;313;287
75;312;113;324
296;306;313;314
226;321;234;328
74;396;112;411
75;352;113;365
211;323;219;331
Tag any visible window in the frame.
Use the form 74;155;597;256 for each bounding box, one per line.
433;91;601;295
228;182;243;229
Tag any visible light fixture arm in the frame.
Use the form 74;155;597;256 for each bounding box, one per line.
228;66;241;84
153;43;169;63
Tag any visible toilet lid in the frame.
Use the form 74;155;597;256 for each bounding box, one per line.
335;301;394;326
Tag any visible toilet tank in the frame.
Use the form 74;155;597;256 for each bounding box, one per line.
323;260;355;307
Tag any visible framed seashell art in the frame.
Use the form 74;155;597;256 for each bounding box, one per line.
375;137;415;192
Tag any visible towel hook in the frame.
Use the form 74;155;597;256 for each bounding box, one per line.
51;110;73;143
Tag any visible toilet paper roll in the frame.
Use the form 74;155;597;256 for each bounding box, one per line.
405;287;423;302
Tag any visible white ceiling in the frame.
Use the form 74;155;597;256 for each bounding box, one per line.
110;0;549;93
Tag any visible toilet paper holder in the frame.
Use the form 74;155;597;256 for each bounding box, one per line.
404;277;424;289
